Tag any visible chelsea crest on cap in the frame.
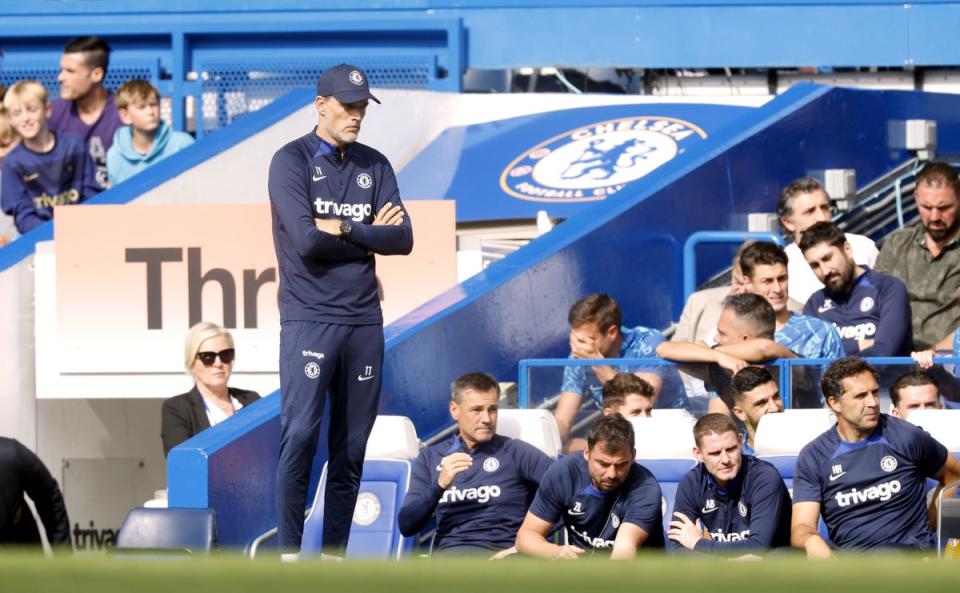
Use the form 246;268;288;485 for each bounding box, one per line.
316;64;381;104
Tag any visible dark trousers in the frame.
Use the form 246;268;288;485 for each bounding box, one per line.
276;321;384;553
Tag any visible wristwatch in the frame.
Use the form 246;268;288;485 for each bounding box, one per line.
339;220;353;236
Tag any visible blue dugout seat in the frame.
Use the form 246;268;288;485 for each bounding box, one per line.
640;458;697;534
115;507;217;555
299;415;419;559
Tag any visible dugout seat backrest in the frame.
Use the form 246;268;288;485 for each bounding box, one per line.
629;416;696;459
496;409;562;458
754;409;834;456
115;507;217;555
906;410;960;452
300;415;419;559
938;481;960;557
638;458;697;534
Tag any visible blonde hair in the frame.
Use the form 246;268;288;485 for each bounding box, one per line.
184;321;234;373
116;79;159;110
3;80;48;111
0;107;18;144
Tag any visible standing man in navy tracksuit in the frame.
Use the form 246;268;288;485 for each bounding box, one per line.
268;64;413;558
668;413;792;556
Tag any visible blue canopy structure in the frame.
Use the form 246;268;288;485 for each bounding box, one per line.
398;102;756;222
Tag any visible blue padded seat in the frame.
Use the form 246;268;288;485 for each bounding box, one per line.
115;507;217;554
300;458;415;559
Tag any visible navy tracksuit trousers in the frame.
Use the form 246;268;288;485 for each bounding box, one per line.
276;321;384;553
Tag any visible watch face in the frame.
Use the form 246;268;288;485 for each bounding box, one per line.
340;220;352;234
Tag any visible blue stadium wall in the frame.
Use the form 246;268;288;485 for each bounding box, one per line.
168;84;960;548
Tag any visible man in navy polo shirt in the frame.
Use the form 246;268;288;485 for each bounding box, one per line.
792;357;960;557
398;372;553;557
268;64;413;559
516;414;664;559
800;222;912;356
668;413;792;555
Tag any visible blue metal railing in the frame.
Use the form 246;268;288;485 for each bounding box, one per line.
518;356;960;411
682;231;784;304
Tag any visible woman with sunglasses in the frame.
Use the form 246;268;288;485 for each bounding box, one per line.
161;322;260;456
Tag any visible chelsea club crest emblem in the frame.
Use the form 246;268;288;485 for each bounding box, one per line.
500;116;706;203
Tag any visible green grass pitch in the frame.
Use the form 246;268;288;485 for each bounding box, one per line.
0;552;955;593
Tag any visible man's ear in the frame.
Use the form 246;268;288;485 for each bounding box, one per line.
118;108;133;126
449;399;459;422
780;215;796;237
91;66;105;84
693;446;703;464
731;405;747;423
826;395;842;415
605;324;619;341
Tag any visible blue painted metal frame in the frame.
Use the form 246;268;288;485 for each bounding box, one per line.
518;356;960;411
4;1;960;70
0;16;463;134
682;231;784;304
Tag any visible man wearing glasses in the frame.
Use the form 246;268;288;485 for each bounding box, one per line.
268;64;413;560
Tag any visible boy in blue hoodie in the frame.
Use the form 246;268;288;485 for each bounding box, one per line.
106;80;194;186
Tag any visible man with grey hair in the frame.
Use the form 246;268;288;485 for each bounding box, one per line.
778;177;878;304
398;372;553;557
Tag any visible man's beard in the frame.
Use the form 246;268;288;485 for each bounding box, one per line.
926;219;959;242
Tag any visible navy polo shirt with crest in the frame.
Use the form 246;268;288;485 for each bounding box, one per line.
793;414;947;550
397;434;553;552
669;455;792;554
268;129;412;324
528;453;665;552
804;267;912;356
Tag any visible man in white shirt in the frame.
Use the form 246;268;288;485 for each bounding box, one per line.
777;177;877;304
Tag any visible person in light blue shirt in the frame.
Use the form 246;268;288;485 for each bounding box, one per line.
106;79;194;186
740;241;844;360
555;294;685;446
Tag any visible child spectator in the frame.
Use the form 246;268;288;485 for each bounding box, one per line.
106;79;194;186
0;107;21;244
1;81;99;234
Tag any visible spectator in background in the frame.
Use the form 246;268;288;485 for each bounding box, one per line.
0;106;20;245
657;293;794;415
890;370;943;420
778;177;878;304
876;162;960;350
1;81;98;234
668;413;791;555
554;294;683;446
49;36;121;189
0;436;71;553
161;322;260;457
730;366;784;456
602;372;656;419
739;241;844;360
398;372;552;558
106;79;194;186
800;221;912;356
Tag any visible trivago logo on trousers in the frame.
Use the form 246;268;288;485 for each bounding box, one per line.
500;116;707;203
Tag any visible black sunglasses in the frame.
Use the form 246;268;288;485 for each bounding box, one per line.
196;348;235;366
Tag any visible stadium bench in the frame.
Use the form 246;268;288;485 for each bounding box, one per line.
115;507;217;556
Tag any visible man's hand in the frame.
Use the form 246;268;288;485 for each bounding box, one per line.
437;452;473;489
373;202;405;226
314;218;342;236
912;350;935;369
569;331;603;360
489;546;517;560
553;545;585;560
667;512;705;550
715;351;748;376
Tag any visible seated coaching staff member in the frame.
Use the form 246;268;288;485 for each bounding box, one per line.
792;357;960;557
516;414;664;559
162;322;259;456
668;414;792;556
398;373;553;557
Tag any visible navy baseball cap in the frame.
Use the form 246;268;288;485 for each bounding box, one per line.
316;64;381;104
